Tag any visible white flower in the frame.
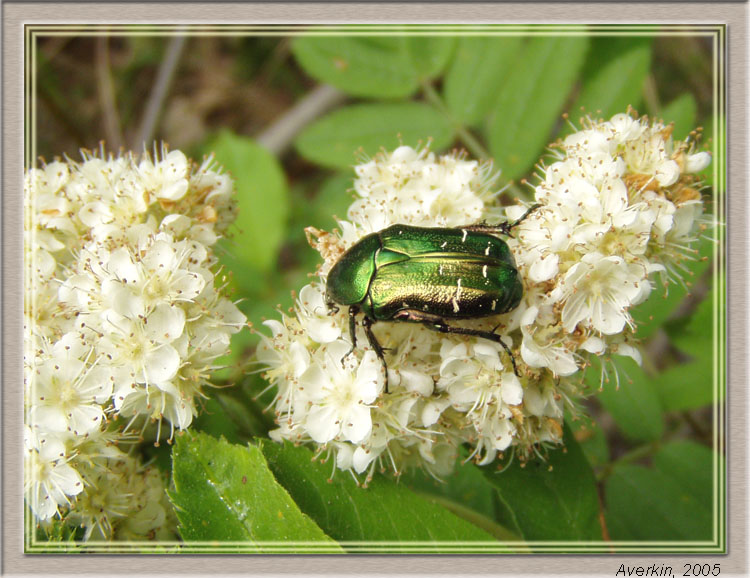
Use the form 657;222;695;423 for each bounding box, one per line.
685;151;711;173
99;305;185;385
117;381;195;435
559;253;647;334
31;356;113;435
520;305;579;376
138;149;190;202
297;284;341;344
347;145;498;236
101;238;207;317
299;342;383;444
24;427;83;520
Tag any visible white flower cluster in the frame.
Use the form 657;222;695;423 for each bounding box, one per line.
258;113;711;482
24;146;246;538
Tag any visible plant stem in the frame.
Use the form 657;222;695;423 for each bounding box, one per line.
95;36;123;149
133;32;188;149
420;81;490;160
256;84;346;155
597;440;661;482
642;74;661;117
414;492;531;550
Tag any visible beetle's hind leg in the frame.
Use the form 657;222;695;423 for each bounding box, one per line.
393;310;521;377
428;320;521;378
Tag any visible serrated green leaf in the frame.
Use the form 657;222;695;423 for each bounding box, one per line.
260;440;503;551
169;432;341;550
482;424;603;542
660;93;698;141
605;442;715;541
488;36;588;181
291;36;419;99
570;38;651;121
443;36;524;126
632;234;713;340
295;102;454;169
589;356;665;442
207;131;288;273
404;36;456;80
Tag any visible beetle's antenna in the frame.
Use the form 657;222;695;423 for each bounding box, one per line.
498;203;541;237
464;203;541;237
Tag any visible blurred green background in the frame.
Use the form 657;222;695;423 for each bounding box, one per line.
32;27;723;547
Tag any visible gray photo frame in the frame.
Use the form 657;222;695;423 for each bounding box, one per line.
3;3;747;576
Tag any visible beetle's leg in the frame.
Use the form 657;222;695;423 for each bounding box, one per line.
362;316;390;393
426;321;520;378
341;306;359;368
394;310;521;377
325;293;340;315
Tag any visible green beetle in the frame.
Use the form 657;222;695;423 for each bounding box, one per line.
326;206;538;391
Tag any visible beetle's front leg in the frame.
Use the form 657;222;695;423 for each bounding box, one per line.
341;305;359;368
361;316;390;394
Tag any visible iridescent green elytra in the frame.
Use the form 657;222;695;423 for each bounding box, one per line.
326;206;538;390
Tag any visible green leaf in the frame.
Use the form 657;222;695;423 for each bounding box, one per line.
589;356;665;442
657;289;720;411
660;93;698;141
404;36;456;80
605;441;715;541
655;357;714;412
402;453;496;519
652;441;717;508
570;37;652;121
169;432;341;550
443;36;524;126
295;102;455;169
668;289;716;358
632;233;713;340
302;172;355;232
207;131;289;273
260;440;502;551
482;424;603;542
291;36;419;98
488;36;588;181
